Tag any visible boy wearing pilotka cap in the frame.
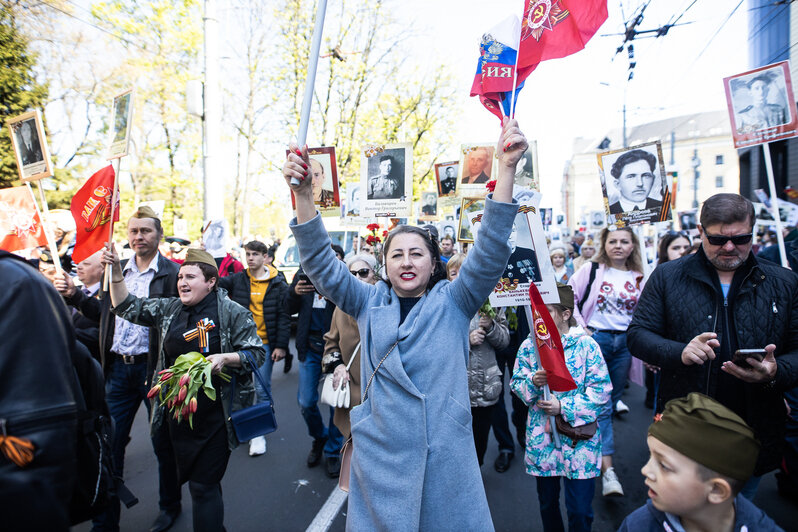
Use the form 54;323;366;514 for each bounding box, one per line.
618;393;783;532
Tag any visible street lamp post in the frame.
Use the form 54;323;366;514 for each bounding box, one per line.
691;149;701;209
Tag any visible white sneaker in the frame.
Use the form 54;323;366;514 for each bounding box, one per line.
248;436;266;457
616;399;630;415
602;467;624;496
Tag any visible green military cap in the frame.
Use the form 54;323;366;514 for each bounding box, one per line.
648;393;759;481
184;248;218;273
556;282;574;311
132;205;159;221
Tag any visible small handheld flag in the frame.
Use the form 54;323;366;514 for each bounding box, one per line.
528;282;577;392
70;165;119;264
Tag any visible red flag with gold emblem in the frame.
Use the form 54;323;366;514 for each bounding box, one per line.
0;186;47;252
529;282;577;392
70;165;118;263
518;0;608;69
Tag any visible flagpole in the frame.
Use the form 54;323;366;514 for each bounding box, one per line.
30;181;63;276
762;142;788;267
523;304;562;448
103;157;121;291
290;0;328;187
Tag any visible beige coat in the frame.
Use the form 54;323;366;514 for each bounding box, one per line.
323;307;362;438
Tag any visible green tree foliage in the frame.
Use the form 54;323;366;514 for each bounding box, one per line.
0;3;48;188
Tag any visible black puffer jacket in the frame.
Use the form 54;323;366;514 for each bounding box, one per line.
628;247;798;475
217;268;290;350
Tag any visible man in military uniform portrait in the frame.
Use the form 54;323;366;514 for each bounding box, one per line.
366;155;403;200
16;119;44;166
439;166;457;195
735;71;788;132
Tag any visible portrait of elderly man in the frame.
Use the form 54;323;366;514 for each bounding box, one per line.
462;146;492;184
607;148;663;215
736;70;788;132
366;154;403;200
16;119;44;166
309;158;335;206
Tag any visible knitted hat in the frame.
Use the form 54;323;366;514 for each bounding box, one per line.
648;393;760;481
183;248;218;273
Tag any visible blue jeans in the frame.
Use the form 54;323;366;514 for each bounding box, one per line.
254;343;275;403
535;476;595;532
592;331;631;457
297;349;343;457
93;360;180;531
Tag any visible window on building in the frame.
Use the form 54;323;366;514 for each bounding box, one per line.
716;175;724;188
716;155;724;165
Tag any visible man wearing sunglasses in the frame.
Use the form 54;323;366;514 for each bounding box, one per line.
628;193;798;500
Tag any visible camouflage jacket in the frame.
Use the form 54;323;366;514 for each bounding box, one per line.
113;288;266;450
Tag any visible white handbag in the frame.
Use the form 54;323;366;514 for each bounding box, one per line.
320;342;360;409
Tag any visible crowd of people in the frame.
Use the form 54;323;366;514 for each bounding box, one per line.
1;119;797;532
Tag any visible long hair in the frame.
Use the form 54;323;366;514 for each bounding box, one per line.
381;225;447;291
592;226;643;273
657;231;691;266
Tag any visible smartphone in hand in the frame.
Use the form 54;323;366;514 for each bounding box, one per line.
732;349;766;369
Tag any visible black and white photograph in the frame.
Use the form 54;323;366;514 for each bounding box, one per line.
598;141;671;226
439;221;457;243
203;219;228;259
107;89;134;159
724;61;798;149
360;143;412;217
467;202;558;308
514;140;539;191
345;184;362;218
6;109;52;182
419;191;438;220
434;161;459;197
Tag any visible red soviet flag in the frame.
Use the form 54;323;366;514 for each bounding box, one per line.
70;165;118;263
0;186;47;252
518;0;608;70
528;282;577;392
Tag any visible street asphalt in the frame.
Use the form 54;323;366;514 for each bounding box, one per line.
73;345;797;532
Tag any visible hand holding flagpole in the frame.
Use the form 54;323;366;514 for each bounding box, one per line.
102;158;121;292
290;0;328;187
523;304;562;448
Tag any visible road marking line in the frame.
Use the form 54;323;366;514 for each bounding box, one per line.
306;486;348;532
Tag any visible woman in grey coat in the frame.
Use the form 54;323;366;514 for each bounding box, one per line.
282;119;528;531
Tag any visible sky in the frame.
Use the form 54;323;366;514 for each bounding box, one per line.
394;0;749;212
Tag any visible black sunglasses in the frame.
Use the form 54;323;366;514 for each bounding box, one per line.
705;233;753;246
350;268;371;278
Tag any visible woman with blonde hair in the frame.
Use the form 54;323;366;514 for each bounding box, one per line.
567;226;645;498
572;239;597;272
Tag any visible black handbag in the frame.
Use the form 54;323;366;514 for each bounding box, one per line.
228;350;277;443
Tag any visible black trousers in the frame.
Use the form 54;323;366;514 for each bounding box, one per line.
472;405;496;466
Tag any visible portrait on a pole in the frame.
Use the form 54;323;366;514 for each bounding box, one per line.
458;143;496;197
434;161;459;198
598;141;672;226
6;110;53;182
467;198;558;307
513;140;540;191
360;143;412;217
439;221;457;243
419;191;438;221
287;146;341;217
724;61;798;149
107;89;134;160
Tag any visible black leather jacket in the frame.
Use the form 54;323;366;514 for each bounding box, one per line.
628;247;798;474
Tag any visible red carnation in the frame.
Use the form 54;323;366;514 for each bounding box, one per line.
485;180;497;193
366;223;380;232
382;230;388;239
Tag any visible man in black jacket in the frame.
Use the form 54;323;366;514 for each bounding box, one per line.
288;245;343;478
54;206;181;532
217;240;290;457
628;193;798;499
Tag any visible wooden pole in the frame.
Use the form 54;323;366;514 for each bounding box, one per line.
103;158;121;291
762;142;789;267
30;181;63;276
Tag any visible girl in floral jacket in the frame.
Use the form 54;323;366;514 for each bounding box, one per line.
511;284;611;532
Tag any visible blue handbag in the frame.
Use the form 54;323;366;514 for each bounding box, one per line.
228;350;277;443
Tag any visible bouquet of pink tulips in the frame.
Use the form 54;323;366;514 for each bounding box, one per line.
147;352;230;429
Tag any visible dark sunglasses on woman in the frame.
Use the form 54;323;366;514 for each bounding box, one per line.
704;233;753;246
350;268;370;278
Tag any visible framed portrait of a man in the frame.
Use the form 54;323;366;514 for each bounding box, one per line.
419;191;438;221
514;140;539;191
724;61;798;149
344;183;363;219
439;221;457;243
458;143;496;197
107;89;134;160
434;161;459;198
598;141;672;226
360;143;412;217
287;146;340;217
457;197;485;243
6;110;52;182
